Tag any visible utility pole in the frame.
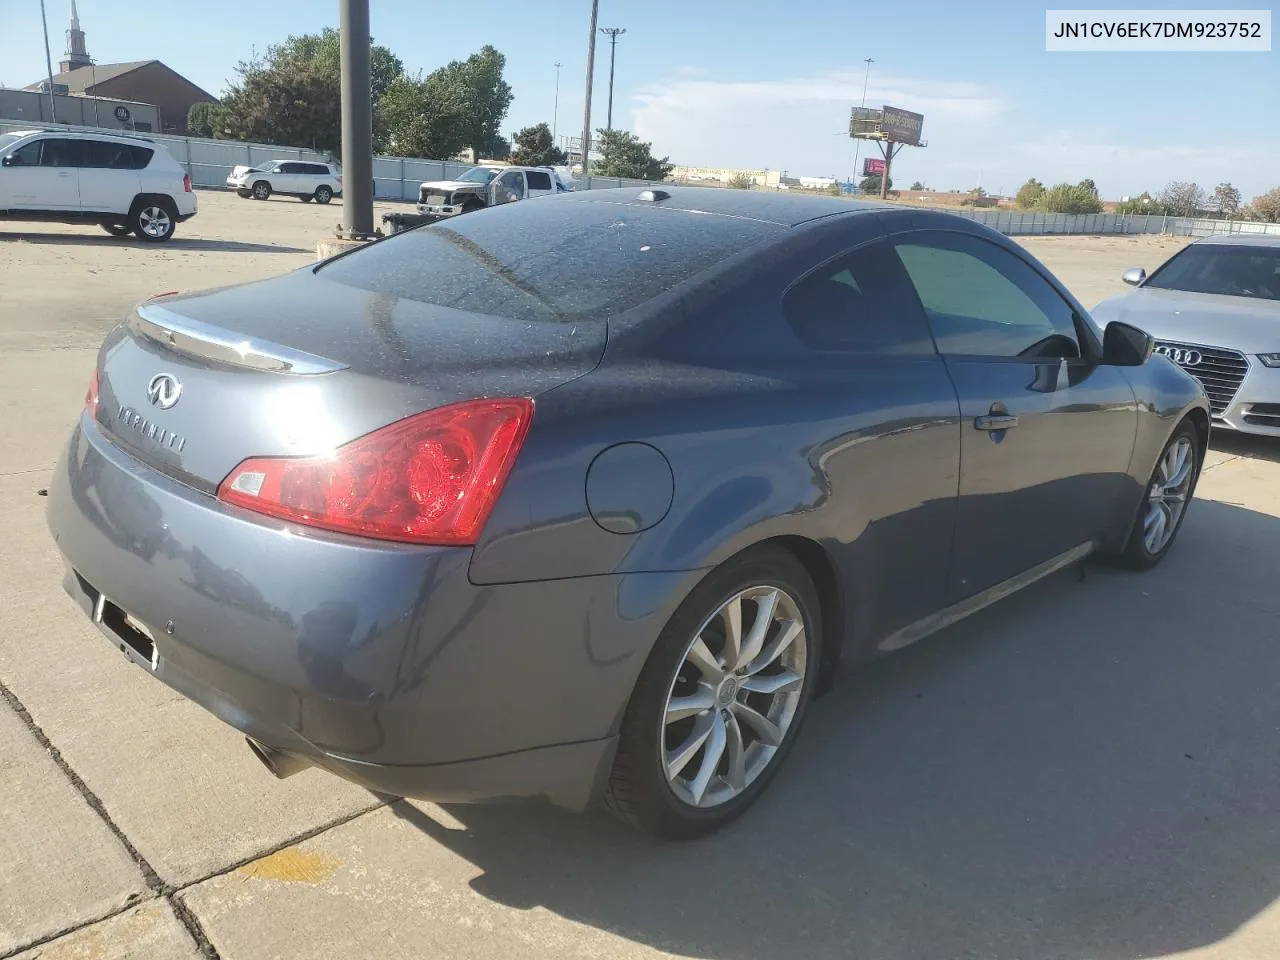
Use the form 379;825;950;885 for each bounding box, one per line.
552;62;562;141
38;0;57;123
599;27;625;130
580;0;599;180
337;0;374;238
851;57;873;183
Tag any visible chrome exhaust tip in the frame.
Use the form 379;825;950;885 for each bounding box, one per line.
246;737;312;779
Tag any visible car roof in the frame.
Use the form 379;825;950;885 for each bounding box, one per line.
557;185;892;227
1192;234;1280;247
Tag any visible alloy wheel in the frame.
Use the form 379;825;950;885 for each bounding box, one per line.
138;206;171;239
1144;435;1194;554
660;585;807;809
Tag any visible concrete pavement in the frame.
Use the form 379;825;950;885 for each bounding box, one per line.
1;193;1276;959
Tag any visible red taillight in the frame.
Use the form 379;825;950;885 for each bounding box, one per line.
217;398;533;545
183;174;192;193
85;369;100;419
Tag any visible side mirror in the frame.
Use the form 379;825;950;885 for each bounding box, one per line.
0;155;13;167
1102;320;1153;366
1121;266;1146;286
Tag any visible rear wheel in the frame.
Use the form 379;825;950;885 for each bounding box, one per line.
251;181;271;201
1115;420;1199;569
314;185;333;204
131;201;176;242
100;222;131;237
605;546;821;839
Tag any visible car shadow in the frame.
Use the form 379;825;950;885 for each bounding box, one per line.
1212;431;1280;465
393;497;1280;960
0;230;309;254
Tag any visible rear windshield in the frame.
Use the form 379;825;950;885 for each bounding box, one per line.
1144;244;1280;301
318;198;783;322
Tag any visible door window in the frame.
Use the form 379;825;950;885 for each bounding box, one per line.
895;233;1081;360
525;170;553;191
495;171;525;203
7;139;42;166
782;239;936;354
38;139;80;168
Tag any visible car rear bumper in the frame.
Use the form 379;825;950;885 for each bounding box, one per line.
46;416;688;809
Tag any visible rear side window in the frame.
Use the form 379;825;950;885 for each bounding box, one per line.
783;240;935;354
81;140;152;170
526;170;553;191
311;163;334;175
319;198;783;322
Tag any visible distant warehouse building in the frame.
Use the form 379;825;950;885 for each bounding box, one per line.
0;86;159;132
19;3;217;135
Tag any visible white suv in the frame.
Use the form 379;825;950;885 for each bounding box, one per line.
226;160;342;203
0;129;197;242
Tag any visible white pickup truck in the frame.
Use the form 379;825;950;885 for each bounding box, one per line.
416;165;567;219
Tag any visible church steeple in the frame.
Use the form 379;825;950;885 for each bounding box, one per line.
60;0;92;73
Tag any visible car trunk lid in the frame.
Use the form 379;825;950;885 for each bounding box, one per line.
94;270;606;493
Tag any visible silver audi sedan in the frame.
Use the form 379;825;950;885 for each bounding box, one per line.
1092;235;1280;437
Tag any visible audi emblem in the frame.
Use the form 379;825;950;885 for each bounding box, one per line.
146;373;183;410
1154;346;1203;367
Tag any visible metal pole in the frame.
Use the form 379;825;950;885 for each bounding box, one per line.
338;0;374;238
38;0;57;123
600;28;625;130
580;0;600;179
90;60;99;126
552;62;561;141
852;57;872;183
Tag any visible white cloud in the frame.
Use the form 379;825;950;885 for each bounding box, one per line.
630;69;1008;176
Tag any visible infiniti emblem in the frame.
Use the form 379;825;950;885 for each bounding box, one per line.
1154;345;1203;367
146;373;182;410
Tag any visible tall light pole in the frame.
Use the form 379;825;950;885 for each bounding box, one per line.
599;27;625;130
852;57;873;185
552;61;562;141
580;0;599;178
338;0;374;239
38;0;57;123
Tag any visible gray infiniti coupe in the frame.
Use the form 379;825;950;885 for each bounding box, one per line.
46;189;1208;839
1092;235;1280;437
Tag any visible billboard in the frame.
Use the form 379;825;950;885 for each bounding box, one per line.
879;106;924;146
848;106;881;139
862;158;886;176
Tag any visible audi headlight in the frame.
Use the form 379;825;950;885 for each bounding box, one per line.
1258;354;1280;367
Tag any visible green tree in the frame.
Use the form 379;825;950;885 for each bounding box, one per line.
968;185;987;197
593;128;673;180
422;46;514;160
1213;182;1242;218
378;72;469;159
509;123;567;167
827;179;843;196
1035;182;1102;214
859;173;892;194
909;180;925;190
1015;178;1045;209
1245;187;1280;222
1114;191;1166;215
218;31;402;152
726;171;753;189
186;101;228;139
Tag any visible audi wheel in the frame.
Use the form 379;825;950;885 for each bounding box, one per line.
1115;419;1200;569
605;546;821;839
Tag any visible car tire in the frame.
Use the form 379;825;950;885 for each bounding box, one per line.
314;185;333;204
604;545;822;840
100;222;132;237
251;181;271;201
300;195;313;203
130;200;177;243
1114;419;1200;570
236;189;252;199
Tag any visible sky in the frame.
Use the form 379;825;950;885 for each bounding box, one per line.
1;0;1277;200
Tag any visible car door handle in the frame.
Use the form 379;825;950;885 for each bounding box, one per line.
57;171;73;178
974;414;1019;431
